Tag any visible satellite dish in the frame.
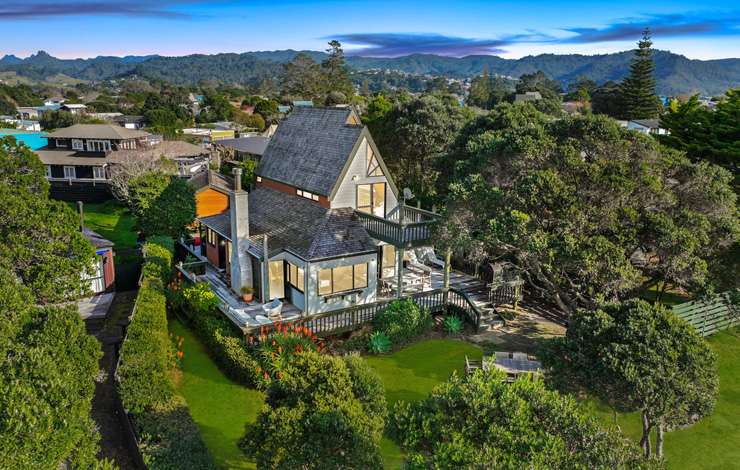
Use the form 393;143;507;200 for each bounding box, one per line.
403;188;415;200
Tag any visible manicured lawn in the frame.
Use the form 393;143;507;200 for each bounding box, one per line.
582;328;740;470
69;200;138;249
169;320;264;470
365;339;483;469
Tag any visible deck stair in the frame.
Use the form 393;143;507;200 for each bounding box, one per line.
454;279;504;331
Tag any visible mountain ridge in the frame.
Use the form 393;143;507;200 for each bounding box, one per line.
1;49;738;95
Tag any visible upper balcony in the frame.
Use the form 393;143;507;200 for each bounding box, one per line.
355;204;439;248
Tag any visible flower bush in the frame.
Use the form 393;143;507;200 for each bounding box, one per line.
372;299;432;346
256;323;322;383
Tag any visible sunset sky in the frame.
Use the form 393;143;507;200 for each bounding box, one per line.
1;1;738;60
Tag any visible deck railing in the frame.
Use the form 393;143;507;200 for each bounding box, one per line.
355;207;438;247
245;286;484;338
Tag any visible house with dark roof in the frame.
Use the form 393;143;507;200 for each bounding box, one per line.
627;119;669;136
35;124;210;201
190;107;439;326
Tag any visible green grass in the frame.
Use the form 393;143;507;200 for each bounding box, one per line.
169;320;264;470
582;328;740;470
365;339;483;469
69;200;138;249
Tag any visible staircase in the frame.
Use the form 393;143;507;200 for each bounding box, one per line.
448;273;504;331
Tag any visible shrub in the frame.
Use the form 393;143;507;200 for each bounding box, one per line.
443;316;464;334
141;236;174;285
255;322;321;383
182;282;220;316
373;299;432;345
367;331;391;354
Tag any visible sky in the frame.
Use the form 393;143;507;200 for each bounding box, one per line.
1;1;738;60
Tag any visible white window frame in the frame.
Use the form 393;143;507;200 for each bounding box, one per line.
71;139;84;151
296;188;320;201
86;139;112;152
93;166;105;180
45;165;52;178
63;166;76;179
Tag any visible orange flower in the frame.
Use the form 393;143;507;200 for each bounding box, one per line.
176;351;184;359
263;372;269;380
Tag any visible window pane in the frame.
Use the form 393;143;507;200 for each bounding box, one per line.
372;183;385;217
354;264;368;289
357;184;371;212
297;267;304;291
318;269;332;295
382;245;396;278
332;265;353;292
268;261;284;299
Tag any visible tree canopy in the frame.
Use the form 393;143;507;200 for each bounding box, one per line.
240;351;386;469
437;108;739;313
390;368;660;469
620;30;662;120
542;299;718;459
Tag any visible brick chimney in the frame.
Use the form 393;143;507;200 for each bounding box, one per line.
229;168;252;294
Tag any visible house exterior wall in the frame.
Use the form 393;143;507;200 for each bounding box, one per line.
196;188;229;218
102;249;115;290
304;252;378;315
256;176;330;208
330;137;398;213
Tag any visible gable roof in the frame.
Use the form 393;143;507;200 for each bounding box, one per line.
630;119;661;129
198;186;375;261
46;124;149;140
256;107;364;197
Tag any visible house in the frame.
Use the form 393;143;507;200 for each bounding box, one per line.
44;97;66;106
61;103;87;115
182;127;236;143
112;115;146;129
514;91;542;103
0;117;41;131
17;104;62;120
292;100;314;108
35;124;209;201
627;119;669;135
211;135;270;163
189;170;233;219
187;107;447;326
82;227;115;294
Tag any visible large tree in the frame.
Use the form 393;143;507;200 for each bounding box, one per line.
321;40;354;101
0;137;96;303
542;299;718;459
391;368;660;469
240;351;386;469
659;90;740;176
138;176;196;239
281;53;325;102
438;110;739;313
620;30;661;120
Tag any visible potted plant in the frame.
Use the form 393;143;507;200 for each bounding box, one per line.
240;286;254;303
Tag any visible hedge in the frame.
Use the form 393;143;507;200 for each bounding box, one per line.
117;236;215;469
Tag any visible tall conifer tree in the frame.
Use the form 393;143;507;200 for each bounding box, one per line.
621;29;661;119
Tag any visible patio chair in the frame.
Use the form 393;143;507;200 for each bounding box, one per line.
415;246;446;269
262;298;283;320
405;250;433;278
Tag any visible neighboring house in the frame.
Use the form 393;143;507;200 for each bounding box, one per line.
292;100;314;108
189;170;233;219
182;127;236;143
211;135;270;163
43;97;66;106
0;117;41;131
35;124;209;201
277;105;291;114
627;119;669;135
112;115;146;129
61;103;87;115
514;91;542;103
191;107;444;324
17;104;62;120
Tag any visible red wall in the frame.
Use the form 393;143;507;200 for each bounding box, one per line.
257;177;330;208
103;249;115;290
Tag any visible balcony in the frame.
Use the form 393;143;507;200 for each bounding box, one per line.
355;205;439;248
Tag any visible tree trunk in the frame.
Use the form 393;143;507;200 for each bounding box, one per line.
640;411;652;458
655;423;665;459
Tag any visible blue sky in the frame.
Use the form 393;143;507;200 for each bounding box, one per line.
1;1;738;60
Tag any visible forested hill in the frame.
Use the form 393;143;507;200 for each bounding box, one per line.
2;49;738;95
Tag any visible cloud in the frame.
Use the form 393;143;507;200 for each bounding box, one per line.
0;1;197;20
331;11;740;57
330;33;511;57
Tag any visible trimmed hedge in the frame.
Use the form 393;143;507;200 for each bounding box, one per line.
117;236;215;469
372;299;432;346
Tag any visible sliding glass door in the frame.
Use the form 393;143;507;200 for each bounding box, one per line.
357;182;386;218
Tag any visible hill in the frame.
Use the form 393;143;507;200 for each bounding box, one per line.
1;49;738;95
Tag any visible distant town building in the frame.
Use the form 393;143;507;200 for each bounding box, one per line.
627;119;669;136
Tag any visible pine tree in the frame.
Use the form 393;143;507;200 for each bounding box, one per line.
621;29;661;120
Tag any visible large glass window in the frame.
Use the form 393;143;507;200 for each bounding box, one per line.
357;183;386;217
381;245;396;279
93;166;105;179
268;260;285;299
287;262;304;292
317;263;369;296
63;166;76;179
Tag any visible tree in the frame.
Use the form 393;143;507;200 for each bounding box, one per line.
438;111;739;313
591;80;624;118
233;110;265;131
39;109;75;130
620;30;661;120
281;53;325;102
659;90;740;174
137;175;195;239
467;71;492;108
373;94;471;203
240;351;386;469
0;96;16;115
390;368;660;469
253;98;279;121
565;76;597;102
321;40;354;100
0;137;96;303
542;299;719;459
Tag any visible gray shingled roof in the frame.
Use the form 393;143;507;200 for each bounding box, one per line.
198;187;374;261
82;227;114;249
46;124;149;140
257;107;363;197
215;136;270;156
